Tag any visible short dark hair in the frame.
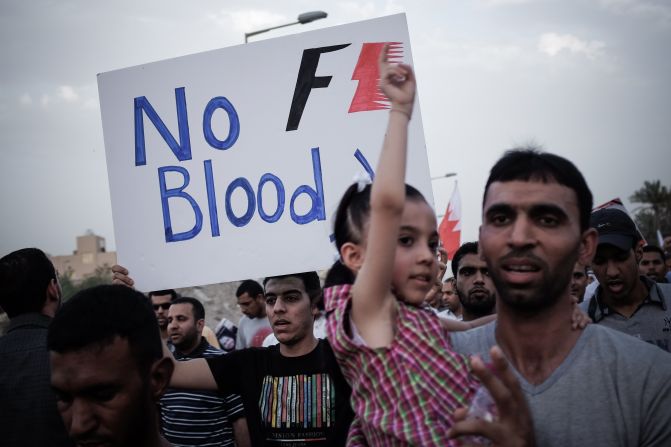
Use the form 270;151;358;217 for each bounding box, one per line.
451;242;479;278
484;149;593;231
443;276;456;286
236;280;264;299
642;245;666;262
48;285;162;374
171;296;205;321
0;248;57;318
332;183;426;253
263;272;323;308
148;289;178;301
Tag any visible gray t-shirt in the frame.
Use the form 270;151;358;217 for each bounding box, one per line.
235;315;272;349
581;278;671;352
451;322;671;447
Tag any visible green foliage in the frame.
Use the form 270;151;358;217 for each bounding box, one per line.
630;180;671;244
60;265;113;301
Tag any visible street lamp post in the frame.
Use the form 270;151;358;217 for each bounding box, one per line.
244;11;328;43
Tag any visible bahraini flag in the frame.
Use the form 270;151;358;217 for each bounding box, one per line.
439;183;461;260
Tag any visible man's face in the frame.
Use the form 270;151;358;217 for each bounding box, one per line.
639;251;667;282
479;180;593;311
50;337;154;446
237;292;265;319
592;244;640;302
167;303;203;353
570;262;588;302
264;277;316;346
441;280;460;313
150;294;172;329
455;253;497;317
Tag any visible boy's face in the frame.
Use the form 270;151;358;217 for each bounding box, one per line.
592;244;640;302
265;277;316;346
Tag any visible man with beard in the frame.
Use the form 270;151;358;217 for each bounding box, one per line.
437;277;463;320
161;297;248;446
451;242;497;321
48;285;174;447
448;150;671;446
149;289;221;349
639;245;668;283
585;208;671;352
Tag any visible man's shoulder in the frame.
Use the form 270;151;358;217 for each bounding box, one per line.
586;324;671;360
450;321;496;357
656;281;671;297
200;342;226;358
573;325;671;392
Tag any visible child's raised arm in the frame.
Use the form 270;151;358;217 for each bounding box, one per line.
350;44;416;348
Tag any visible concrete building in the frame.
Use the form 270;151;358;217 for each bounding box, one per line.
51;232;117;282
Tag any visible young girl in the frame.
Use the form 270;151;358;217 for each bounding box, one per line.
323;45;480;445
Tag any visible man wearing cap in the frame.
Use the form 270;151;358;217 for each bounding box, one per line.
584;208;671;352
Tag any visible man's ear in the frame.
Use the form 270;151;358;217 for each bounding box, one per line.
196;319;205;333
42;278;61;318
149;357;174;401
340;242;364;273
634;239;645;263
578;228;598;266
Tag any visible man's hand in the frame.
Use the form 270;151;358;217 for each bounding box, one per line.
111;264;135;288
448;346;535;447
570;295;591;330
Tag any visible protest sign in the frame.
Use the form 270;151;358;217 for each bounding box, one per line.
98;13;433;290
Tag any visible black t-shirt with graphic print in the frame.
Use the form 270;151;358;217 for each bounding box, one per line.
207;338;353;446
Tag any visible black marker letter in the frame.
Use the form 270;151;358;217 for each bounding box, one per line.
285;44;350;131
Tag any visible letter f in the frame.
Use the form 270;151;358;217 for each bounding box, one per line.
285;44;350;131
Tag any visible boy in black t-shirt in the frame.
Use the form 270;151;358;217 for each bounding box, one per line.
163;272;353;446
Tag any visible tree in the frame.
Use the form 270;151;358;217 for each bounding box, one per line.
630;180;671;244
59;265;113;301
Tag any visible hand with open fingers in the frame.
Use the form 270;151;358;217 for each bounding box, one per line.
378;43;415;117
448;346;535;447
111;264;135;288
571;298;591;330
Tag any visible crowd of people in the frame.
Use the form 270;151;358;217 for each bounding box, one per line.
2;46;671;447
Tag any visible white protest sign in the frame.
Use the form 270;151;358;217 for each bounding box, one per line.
98;13;433;291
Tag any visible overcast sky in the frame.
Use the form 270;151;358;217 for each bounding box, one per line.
1;0;669;258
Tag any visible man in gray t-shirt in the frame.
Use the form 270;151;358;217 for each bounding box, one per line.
451;322;671;446
448;150;671;446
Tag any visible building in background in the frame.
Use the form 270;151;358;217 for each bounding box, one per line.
50;231;116;282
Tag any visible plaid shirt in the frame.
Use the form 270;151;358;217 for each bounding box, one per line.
325;284;478;446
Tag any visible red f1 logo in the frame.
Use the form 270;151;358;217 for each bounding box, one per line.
286;42;404;131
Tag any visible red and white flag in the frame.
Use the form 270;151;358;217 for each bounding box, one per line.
438;183;461;260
